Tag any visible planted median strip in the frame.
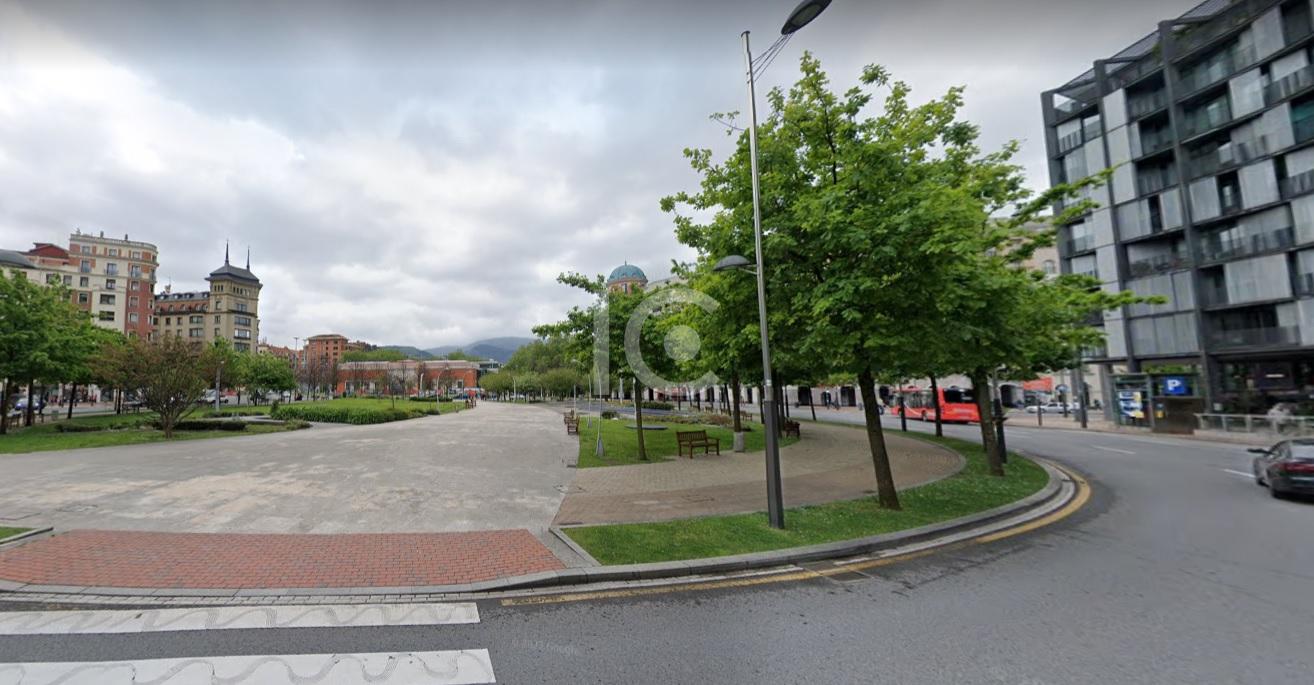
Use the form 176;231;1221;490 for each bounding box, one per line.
563;434;1048;565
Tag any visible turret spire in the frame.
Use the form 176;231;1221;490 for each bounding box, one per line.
224;241;230;265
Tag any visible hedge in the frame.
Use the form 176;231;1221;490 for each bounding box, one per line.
270;405;419;425
167;420;248;432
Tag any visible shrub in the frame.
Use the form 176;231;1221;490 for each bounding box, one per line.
270;405;420;425
600;410;618;420
283;419;311;430
642;401;674;411
167;420;248;432
56;423;104;433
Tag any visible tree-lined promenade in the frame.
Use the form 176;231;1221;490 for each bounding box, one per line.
537;55;1147;510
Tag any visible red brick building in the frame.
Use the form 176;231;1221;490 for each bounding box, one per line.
337;360;480;397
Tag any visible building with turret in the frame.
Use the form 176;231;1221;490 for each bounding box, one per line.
154;246;262;352
606;263;648;293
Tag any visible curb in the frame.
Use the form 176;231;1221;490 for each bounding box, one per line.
0;527;53;548
0;461;1073;603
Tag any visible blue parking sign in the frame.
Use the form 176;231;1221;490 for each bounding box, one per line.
1163;377;1188;396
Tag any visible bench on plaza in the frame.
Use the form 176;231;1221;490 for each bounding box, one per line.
565;415;580;435
783;420;801;438
676;430;720;458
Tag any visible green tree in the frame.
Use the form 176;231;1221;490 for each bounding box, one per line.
104;336;219;437
242;353;297;404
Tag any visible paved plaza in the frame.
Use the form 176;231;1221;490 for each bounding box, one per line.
0;402;577;534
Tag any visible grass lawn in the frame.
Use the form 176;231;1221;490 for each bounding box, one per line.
0;413;300;455
575;417;797;468
0;527;31;541
565;433;1049;564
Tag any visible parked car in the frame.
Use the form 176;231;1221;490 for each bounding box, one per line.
1251;440;1314;499
199;390;230;405
1025;402;1067;414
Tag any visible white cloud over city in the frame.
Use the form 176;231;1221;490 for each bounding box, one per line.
0;0;1191;347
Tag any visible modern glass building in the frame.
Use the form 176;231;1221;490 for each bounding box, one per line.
1043;0;1314;415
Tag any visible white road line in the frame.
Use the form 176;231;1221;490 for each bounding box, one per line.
1222;469;1255;480
1093;446;1136;455
0;602;479;636
0;650;495;684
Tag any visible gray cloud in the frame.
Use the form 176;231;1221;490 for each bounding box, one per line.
1;0;1194;346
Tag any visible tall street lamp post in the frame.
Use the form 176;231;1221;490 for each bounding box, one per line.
717;0;831;530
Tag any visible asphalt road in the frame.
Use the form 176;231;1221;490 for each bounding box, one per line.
2;417;1311;683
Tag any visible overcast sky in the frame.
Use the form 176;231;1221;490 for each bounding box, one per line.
0;0;1193;347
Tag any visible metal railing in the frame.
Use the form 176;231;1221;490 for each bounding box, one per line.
1177;45;1256;95
1128;253;1189;277
1265;64;1314;106
1196;413;1314;436
1137;169;1177;196
1057;130;1085;155
1182;102;1232;137
1139;131;1174;157
1129;89;1169;118
1209;325;1302;348
1280;169;1314;200
1199;226;1295;262
1296;272;1314;297
1066;235;1096;254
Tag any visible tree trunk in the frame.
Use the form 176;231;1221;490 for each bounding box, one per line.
858;368;901;510
931;377;943;438
970;369;1004;477
809;390;817;421
24;379;35;427
67;383;78;420
731;375;743;433
633;377;648;461
0;379;10;434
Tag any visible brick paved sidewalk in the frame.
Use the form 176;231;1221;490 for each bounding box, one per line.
554;422;963;525
0;529;563;590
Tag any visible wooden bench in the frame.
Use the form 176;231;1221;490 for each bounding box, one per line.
676;430;721;458
783;420;801;438
565;417;579;435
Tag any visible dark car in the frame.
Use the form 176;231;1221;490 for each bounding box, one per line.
1251;439;1314;499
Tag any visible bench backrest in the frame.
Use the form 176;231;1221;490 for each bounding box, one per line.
676;430;709;443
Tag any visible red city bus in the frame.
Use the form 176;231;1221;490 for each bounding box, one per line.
892;385;981;424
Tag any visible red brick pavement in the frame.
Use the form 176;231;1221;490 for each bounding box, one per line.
0;529;564;589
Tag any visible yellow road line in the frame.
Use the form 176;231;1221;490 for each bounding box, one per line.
502;465;1090;607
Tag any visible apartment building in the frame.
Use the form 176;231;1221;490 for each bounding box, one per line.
153;248;261;352
301;334;368;370
6;231;160;338
1043;0;1314;413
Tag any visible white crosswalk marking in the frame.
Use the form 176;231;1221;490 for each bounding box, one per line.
0;649;496;684
0;603;479;635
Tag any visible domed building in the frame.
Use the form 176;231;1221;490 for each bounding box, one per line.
606;262;647;294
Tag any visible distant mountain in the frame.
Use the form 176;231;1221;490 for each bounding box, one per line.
424;336;535;363
378;345;435;359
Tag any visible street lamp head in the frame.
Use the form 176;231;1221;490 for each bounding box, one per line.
713;254;754;272
781;0;831;35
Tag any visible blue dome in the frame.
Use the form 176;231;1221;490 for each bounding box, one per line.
607;263;647;283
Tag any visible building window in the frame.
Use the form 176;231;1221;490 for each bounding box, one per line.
213;285;223;293
46;273;61;285
80;260;91;273
105;262;118;275
130;281;139;291
78;276;88;287
79;245;91;254
215;299;223;309
129;296;139;308
99;294;115;305
128;312;139;323
165;317;171;325
189;328;203;338
1042;260;1057;275
236;302;248;313
129;266;142;278
214;328;221;338
235;316;252;326
61;275;72;285
98;311;115;321
77;292;89;304
189;315;203;324
130;251;141;259
108;248;119;257
105;279;116;290
234;329;251;339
